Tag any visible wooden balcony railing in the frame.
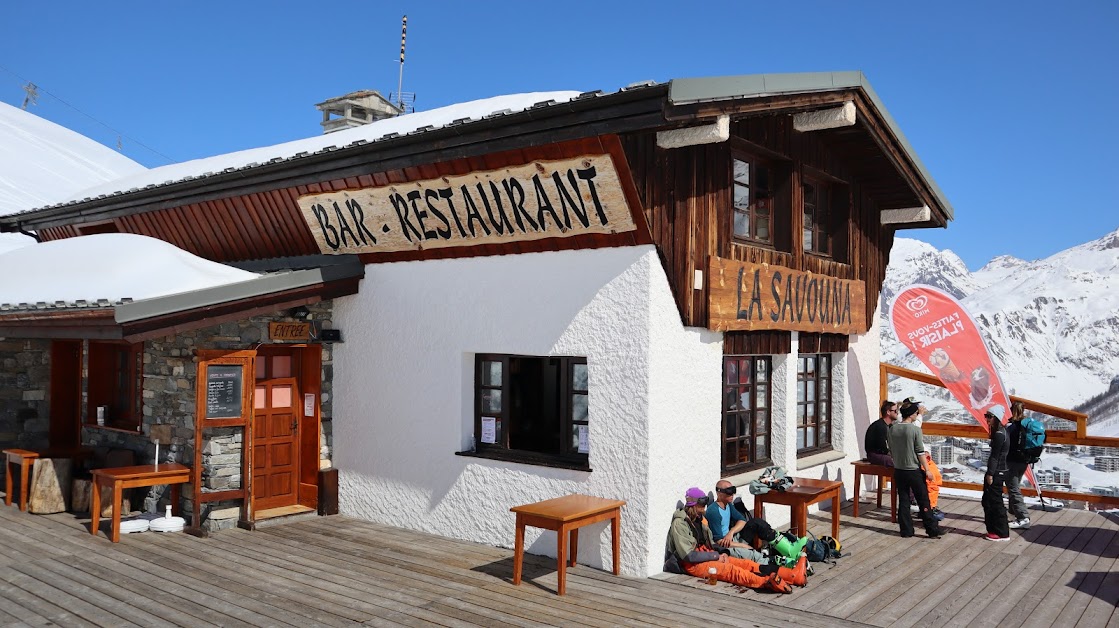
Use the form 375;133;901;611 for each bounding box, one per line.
881;362;1119;507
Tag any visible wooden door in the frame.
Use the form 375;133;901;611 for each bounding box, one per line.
252;348;301;511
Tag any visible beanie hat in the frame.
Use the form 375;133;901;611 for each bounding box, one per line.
684;487;708;506
900;401;921;419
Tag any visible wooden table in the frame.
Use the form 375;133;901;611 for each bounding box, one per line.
90;463;191;542
852;460;897;523
753;477;842;539
4;449;39;512
510;494;625;596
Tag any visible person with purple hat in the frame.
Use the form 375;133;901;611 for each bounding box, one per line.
663;487;806;593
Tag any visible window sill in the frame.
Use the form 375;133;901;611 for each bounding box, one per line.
721;465;773;487
796;449;846;471
83;424;143;435
455;449;591;473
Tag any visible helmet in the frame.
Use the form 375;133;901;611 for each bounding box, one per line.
818;535;842;558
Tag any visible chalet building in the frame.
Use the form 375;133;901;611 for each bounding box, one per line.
0;72;952;576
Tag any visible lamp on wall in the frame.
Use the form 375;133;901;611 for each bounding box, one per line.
289;306;311;320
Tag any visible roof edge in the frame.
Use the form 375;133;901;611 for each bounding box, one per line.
668;71;953;223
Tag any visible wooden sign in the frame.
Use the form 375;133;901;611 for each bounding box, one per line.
269;322;310;342
708;256;867;334
296;154;636;254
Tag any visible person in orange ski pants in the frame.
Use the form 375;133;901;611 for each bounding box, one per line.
663;487;806;593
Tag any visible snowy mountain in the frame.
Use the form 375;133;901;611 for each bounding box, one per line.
0;101;146;253
881;228;1119;433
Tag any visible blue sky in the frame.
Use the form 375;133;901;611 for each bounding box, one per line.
2;1;1116;269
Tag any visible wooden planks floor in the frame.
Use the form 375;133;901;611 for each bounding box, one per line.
0;494;1114;627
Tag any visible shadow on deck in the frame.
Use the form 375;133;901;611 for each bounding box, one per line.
0;493;1114;627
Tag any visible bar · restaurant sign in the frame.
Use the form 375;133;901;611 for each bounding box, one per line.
296;154;636;255
708;256;867;334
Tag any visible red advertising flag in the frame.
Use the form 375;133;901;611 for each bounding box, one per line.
889;284;1011;429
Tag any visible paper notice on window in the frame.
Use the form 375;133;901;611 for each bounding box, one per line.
577;425;589;454
481;416;497;444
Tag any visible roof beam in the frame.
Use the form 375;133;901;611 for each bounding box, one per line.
793;102;856;132
656;115;729;149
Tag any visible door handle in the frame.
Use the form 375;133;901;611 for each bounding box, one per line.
291;418;298;431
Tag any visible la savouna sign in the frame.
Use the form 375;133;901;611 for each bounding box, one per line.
297;154;636;254
708;256;867;334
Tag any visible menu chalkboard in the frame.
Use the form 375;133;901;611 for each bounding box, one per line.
205;364;243;419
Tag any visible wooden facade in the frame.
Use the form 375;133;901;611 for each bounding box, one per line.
621;111;896;353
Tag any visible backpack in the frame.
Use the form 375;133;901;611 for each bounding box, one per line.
749;466;794;495
781;530;840;564
1020;417;1045;463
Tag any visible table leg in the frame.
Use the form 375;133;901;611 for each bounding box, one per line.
512;515;524;586
797;504;807;537
853;469;861;518
556;524;568;596
4;458;11;506
19;459;30;512
110;481;122;543
90;477;101;536
569;528;578;567
611;510;621;576
877;474;884;508
831;489;840;539
754;500;764;521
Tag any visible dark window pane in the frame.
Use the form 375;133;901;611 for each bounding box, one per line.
482;361;502;386
572;363;588;390
572;393;588;422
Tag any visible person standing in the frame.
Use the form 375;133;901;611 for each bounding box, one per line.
1005;401;1032;529
865;401;897;466
886;402;945;538
982;405;1011;541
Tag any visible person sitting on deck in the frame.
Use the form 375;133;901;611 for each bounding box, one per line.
865;400;897;467
663;487;807;593
705;480;808;567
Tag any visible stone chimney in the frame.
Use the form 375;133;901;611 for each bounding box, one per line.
315;90;402;134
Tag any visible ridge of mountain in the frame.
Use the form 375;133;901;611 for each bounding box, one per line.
880;227;1119;431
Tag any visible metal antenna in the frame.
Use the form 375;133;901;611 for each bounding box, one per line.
21;82;39;109
396;15;407;111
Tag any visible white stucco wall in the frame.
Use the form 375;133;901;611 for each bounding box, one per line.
331;245;715;576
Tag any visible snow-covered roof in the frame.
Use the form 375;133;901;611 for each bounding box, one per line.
0;233;259;308
0;101;145;216
31;91;584;213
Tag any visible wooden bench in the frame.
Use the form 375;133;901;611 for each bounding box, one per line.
852;460;896;523
4;449;40;512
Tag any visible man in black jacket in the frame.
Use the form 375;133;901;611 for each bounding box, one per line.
865;400;897;466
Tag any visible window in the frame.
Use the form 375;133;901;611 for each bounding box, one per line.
474;354;589;466
732;155;773;245
796;354;832;454
86;341;143;431
803;180;831;256
722;356;772;473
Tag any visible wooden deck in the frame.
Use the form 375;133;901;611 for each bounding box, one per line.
0;494;1115;627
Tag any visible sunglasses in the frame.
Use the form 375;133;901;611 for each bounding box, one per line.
716;486;737;495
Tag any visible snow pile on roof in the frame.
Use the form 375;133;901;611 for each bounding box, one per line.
57;91;582;208
0;233;258;306
0;101;146;216
0;233;32;255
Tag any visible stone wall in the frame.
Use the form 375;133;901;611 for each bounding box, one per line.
2;301;335;530
0;339;51;478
